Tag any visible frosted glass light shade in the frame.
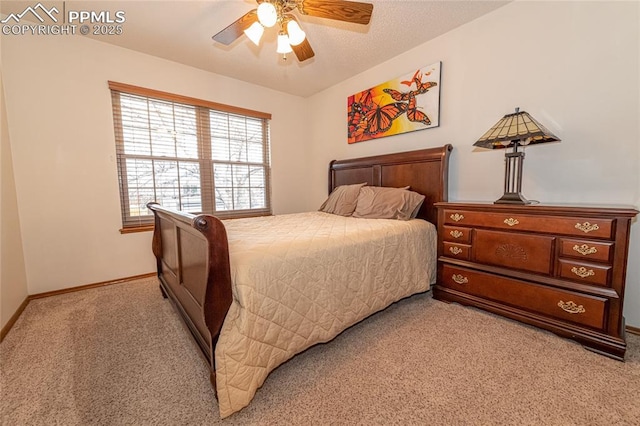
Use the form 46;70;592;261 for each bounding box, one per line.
244;22;264;45
286;19;306;46
257;2;277;28
276;32;293;53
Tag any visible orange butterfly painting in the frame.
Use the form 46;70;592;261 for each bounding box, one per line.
364;102;408;135
347;61;441;144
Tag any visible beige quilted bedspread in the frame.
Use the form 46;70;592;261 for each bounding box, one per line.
214;212;437;418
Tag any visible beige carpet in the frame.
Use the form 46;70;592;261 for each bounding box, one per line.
1;277;639;425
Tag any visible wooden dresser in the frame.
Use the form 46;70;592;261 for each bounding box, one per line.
433;202;638;360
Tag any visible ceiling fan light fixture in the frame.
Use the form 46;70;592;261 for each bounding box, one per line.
212;0;373;62
257;2;278;28
286;19;306;46
276;31;293;54
244;21;264;45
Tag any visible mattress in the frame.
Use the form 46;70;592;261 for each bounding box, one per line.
214;211;437;417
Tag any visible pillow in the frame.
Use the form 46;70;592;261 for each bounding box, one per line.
318;183;367;216
352;186;425;220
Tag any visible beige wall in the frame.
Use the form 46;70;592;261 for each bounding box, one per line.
1;33;310;296
627;1;640;331
1;72;28;329
305;1;640;326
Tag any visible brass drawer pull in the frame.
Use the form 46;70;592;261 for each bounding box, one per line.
450;213;464;222
573;244;597;256
452;274;468;284
449;246;463;255
503;218;520;226
575;222;599;233
449;230;464;239
558;300;586;314
571;266;595;278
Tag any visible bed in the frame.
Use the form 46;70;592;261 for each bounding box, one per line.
147;144;452;417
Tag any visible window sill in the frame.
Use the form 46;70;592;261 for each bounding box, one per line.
119;225;154;234
215;211;272;220
119;211;272;234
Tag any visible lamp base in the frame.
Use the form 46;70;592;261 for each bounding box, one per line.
495;147;531;205
494;192;532;205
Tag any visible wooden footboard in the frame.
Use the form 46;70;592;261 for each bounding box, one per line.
147;203;232;385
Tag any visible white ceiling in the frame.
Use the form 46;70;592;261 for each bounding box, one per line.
2;0;511;97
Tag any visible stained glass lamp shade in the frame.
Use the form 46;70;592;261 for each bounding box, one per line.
474;108;560;204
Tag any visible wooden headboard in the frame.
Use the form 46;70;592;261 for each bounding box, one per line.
329;144;452;225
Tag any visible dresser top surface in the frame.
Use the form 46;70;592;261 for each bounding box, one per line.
436;202;638;217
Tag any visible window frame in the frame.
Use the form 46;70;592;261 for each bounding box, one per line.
109;81;272;232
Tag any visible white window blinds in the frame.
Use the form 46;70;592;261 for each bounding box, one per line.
109;82;272;230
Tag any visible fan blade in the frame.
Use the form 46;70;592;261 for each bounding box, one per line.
292;38;315;62
298;0;373;25
212;10;257;45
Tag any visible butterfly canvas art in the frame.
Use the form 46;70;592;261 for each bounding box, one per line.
347;61;441;144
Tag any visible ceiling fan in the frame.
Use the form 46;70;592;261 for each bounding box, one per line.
212;0;374;62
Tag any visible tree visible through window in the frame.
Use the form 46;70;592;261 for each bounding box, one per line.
109;82;271;230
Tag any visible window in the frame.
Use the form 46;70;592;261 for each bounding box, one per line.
109;82;272;231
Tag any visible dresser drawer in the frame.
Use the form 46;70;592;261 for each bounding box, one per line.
442;226;472;243
474;229;554;275
443;209;613;239
441;265;607;330
559;239;613;263
558;259;611;287
443;242;471;260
